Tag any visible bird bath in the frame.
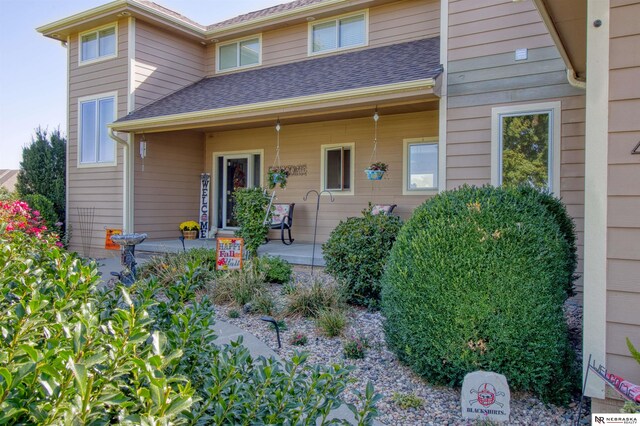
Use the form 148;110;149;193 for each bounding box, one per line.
110;233;147;285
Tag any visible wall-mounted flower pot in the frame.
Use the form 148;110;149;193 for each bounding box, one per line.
365;169;385;180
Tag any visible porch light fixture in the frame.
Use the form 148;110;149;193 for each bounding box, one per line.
140;133;147;172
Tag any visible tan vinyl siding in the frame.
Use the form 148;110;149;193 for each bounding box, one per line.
605;0;640;384
444;0;586;296
67;18;129;258
205;111;438;243
134;20;206;109
207;0;439;76
134;132;205;239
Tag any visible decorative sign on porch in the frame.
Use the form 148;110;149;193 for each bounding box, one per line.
268;164;307;176
216;238;243;270
199;173;210;239
105;228;122;250
587;356;640;403
461;371;511;423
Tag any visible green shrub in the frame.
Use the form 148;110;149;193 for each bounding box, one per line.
290;332;308;346
323;208;403;306
381;185;576;404
509;185;577;298
316;308;348;337
209;266;266;307
391;392;423;409
252;291;276;315
228;309;240;318
258;255;293;283
233;187;271;257
285;279;345;318
139;248;218;288
22;193;58;229
343;335;369;359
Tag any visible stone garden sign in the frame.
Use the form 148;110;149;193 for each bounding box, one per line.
461;371;511;423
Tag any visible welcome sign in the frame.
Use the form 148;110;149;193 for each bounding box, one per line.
199;173;210;239
216;238;243;270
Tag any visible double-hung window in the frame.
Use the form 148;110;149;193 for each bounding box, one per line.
321;143;354;194
403;138;439;194
80;24;117;64
79;93;116;166
491;102;561;193
217;36;261;72
310;11;367;55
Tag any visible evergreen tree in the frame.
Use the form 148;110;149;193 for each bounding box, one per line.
16;127;66;222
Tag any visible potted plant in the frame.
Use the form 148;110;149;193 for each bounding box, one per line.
268;167;289;189
179;220;200;239
365;161;388;180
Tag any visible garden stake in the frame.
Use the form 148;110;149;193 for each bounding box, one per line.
179;235;186;252
260;316;281;348
303;189;334;274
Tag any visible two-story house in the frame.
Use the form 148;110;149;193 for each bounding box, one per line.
38;0;639;413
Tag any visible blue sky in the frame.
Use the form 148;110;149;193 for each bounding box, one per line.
0;0;285;169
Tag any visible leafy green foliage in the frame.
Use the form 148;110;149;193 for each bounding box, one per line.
257;255;293;283
381;185;576;404
228;309;240;319
501;114;549;188
391;392;423;409
16;127;66;224
209;265;268;307
316;308;348;337
323;208;403;306
290;332;308;346
509;185;578;297
1;217;382;425
138;248;218;288
286;279;345;318
343;336;369;360
21;193;58;230
233;187;271;257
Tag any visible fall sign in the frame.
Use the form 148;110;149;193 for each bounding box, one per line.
105;229;122;250
216;238;243;270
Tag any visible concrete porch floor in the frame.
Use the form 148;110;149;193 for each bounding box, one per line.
135;238;326;267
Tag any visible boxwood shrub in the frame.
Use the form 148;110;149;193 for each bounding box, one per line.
381;185;576;404
323;209;403;306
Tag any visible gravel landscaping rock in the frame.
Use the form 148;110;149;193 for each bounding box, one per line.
212;266;590;425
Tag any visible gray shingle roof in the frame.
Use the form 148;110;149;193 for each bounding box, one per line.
118;37;441;123
207;0;327;31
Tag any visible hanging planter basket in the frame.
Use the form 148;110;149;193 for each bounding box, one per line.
365;169;385;180
268;167;289;189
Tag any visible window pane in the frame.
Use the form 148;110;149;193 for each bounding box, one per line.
342;148;351;189
339;15;365;48
99;27;116;56
312;21;337;52
219;44;238;70
81;33;98;61
98;98;115;163
326;148;342;190
409;143;438;190
80;101;96;163
501;113;550;189
239;38;259;66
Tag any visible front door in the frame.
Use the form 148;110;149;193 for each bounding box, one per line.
217;153;261;229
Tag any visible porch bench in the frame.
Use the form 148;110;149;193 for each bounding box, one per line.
268;203;295;245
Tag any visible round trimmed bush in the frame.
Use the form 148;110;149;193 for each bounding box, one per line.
381;185;576;404
323;209;403;306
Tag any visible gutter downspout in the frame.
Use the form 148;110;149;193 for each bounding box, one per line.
532;0;586;89
108;128;133;233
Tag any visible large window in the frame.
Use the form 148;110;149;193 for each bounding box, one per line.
80;25;117;64
309;11;367;55
217;36;261;72
79;93;116;166
403;138;438;194
321;143;354;193
491;102;561;193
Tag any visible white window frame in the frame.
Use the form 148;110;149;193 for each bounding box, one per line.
307;10;369;56
77;91;118;168
491;101;561;194
215;34;262;73
320;142;355;195
78;23;118;66
402;137;439;195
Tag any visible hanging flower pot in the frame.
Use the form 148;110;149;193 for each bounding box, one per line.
365;162;388;180
268;167;289;189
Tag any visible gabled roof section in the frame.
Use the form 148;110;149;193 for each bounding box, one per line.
115;37;441;126
207;0;327;31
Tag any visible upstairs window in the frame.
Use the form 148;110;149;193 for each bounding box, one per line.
321;143;354;194
491;102;561;193
79;93;116;166
310;11;367;55
80;25;117;64
217;36;261;72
